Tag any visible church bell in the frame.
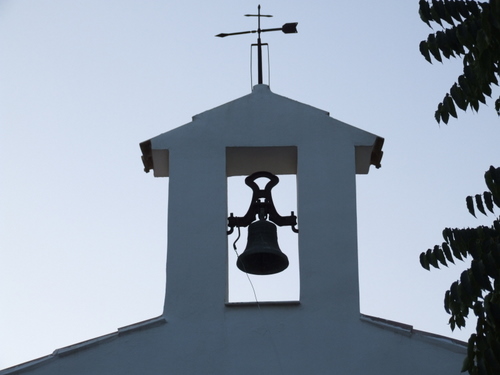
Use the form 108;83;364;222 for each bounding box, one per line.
227;171;298;276
237;219;289;275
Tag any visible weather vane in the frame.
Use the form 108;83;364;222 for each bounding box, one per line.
216;5;298;85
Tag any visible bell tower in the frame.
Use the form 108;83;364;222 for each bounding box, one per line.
3;82;467;375
5;83;466;375
139;84;386;373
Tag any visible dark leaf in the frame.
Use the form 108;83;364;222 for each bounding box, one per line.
434;109;441;123
444;290;451;314
472;259;492;291
485;167;500;208
459;296;470;315
476;332;488;352
444;0;463;23
484;252;499;279
484;191;494;213
444;93;458;118
419;41;432;63
482;82;492;98
456;22;475;49
485;168;495;194
467;195;477;217
419;0;433;27
491;239;500;264
466;0;481;16
420;251;430;270
458;74;473;97
457;0;471;19
461;353;473;372
454;230;469;258
436;30;454;58
427;34;443;62
494;220;500;233
452;248;465;262
468;334;477;356
468;235;480;259
473;301;484;317
461;334;476;372
449;316;456;331
435;0;454;26
476;194;487;215
450;82;468;110
436;101;449;123
490;166;500;186
467;15;479;38
427;248;440;268
445;26;466;55
476;29;490;53
477;356;488;375
477;90;486;105
434;245;448;266
470;97;480;112
443;227;453;242
442;242;455;264
456;313;466;328
451;240;464;261
430;0;444;26
491;73;498;87
450;280;460;301
461;270;474;297
464;64;477;84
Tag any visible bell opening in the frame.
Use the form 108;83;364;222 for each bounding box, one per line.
237;220;289;275
227;173;299;303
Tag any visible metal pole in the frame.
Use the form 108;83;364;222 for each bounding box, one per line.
257;5;263;84
257;37;263;84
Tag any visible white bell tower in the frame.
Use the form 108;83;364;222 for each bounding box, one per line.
138;84;391;373
3;85;468;375
140;84;383;323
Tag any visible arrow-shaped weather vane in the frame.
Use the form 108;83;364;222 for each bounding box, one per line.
216;5;297;85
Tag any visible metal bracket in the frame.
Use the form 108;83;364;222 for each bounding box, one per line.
227;171;298;234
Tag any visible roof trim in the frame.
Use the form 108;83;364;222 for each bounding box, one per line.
360;313;466;354
0;316;166;375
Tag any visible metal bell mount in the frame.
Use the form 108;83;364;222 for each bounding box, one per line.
227;171;298;275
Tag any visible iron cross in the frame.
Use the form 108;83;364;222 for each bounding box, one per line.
216;5;297;85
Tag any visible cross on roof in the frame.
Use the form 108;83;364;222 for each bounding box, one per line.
216;5;297;85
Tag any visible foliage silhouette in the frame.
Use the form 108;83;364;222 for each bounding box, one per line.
419;166;500;374
418;0;500;123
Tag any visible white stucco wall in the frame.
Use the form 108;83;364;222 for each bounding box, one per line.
2;85;466;375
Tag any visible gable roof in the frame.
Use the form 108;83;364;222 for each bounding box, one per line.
140;85;383;177
0;314;465;375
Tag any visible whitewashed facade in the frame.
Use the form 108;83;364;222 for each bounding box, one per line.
2;85;466;375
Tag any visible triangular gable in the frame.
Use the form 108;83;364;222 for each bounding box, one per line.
140;85;383;177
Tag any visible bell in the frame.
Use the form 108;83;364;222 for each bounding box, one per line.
237;220;289;275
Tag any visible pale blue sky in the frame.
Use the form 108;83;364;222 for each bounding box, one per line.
2;0;500;369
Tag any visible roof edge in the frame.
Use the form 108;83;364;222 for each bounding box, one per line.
360;313;466;354
0;316;166;375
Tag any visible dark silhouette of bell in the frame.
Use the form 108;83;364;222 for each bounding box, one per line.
237;220;289;275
